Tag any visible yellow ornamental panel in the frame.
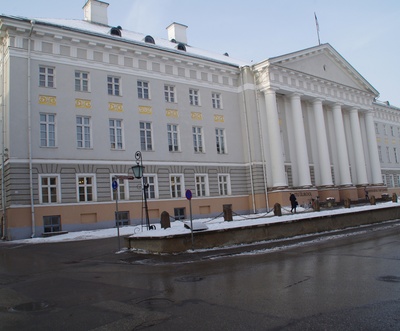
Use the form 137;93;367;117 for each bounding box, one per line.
39;95;56;106
75;99;92;109
191;112;203;120
214;114;224;122
108;102;123;112
139;106;152;115
166;109;178;118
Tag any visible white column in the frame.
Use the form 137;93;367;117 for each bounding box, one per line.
264;89;287;187
332;103;352;185
365;110;383;184
349;108;368;185
312;99;333;186
290;93;311;187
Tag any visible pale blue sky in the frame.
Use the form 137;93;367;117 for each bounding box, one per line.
2;0;399;106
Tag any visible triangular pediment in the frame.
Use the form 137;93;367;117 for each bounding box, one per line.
267;43;379;96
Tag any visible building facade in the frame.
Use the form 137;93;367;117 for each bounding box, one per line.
0;0;398;239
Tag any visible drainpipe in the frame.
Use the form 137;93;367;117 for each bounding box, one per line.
239;66;256;213
28;20;35;237
1;34;6;239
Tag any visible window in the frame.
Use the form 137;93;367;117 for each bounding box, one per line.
218;174;231;196
144;175;158;199
76;116;91;148
107;76;120;96
140;122;153;151
375;123;379;134
382;174;387;186
77;175;96;202
215;128;226;154
137;80;150;99
189;88;199;106
167;124;180;152
109;119;124;150
43;215;61;233
388;174;395;188
195;175;209;197
115;211;130;226
170;175;184;198
391;126;395;136
192;126;204;153
39;175;60;203
111;176;129;201
164;85;175;103
378;146;383;163
40;113;56;147
75;71;89;92
395;148;399;163
383;124;388;135
39;66;55;88
212;92;222;109
174;208;185;220
386;146;391;163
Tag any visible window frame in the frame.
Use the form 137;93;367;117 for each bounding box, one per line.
218;174;232;196
167;123;180;152
164;84;176;103
140;121;153;151
76;174;97;202
76;116;92;149
109;118;124;150
43;215;61;233
40;113;56;147
137;80;150;99
107;75;121;96
111;175;130;201
143;175;158;199
170;174;185;198
39;174;61;204
195;174;209;197
39;65;55;88
215;128;227;154
211;92;222;109
189;88;200;106
192;126;204;153
75;70;90;92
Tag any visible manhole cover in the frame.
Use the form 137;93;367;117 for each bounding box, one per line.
9;302;50;312
175;276;204;283
377;275;400;283
136;298;174;309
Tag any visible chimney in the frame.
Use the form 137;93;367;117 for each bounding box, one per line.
167;22;188;44
83;0;109;25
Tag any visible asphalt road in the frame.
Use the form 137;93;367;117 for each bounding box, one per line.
1;220;400;330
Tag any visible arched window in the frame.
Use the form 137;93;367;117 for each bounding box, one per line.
144;35;155;44
177;43;186;51
110;27;121;37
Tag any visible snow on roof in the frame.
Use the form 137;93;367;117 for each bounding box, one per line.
29;17;249;67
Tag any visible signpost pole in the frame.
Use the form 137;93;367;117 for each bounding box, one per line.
185;189;194;248
112;179;120;251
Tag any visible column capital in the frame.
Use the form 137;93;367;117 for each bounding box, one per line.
288;92;303;99
260;87;279;94
312;97;324;104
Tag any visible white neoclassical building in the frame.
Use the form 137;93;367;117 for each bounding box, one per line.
0;0;398;239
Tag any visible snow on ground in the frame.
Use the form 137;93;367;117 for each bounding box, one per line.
4;201;398;245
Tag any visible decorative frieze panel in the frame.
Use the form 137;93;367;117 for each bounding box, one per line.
214;114;224;122
191;112;203;120
75;99;91;109
39;95;56;106
139;105;152;115
108;102;123;112
166;109;178;118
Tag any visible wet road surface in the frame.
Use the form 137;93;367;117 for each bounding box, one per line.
1;220;400;330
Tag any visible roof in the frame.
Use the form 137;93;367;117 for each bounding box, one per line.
0;15;248;68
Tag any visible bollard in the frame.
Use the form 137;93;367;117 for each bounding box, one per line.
370;195;376;205
312;199;320;212
392;193;398;203
273;203;282;216
223;204;233;221
344;198;351;208
160;211;171;229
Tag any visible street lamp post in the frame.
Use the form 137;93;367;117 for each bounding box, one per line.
131;151;151;230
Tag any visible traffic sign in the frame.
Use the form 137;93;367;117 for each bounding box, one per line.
185;189;192;200
112;180;118;190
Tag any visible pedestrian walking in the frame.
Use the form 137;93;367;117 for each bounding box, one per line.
290;193;297;213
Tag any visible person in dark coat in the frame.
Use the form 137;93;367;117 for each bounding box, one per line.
290;193;297;213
